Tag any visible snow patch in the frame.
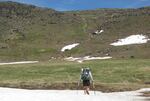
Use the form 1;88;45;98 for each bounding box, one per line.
136;88;150;92
0;61;39;65
95;30;104;34
64;56;112;63
61;43;79;52
110;34;150;46
0;87;149;101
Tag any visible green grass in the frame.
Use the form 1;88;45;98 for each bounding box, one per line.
0;59;149;90
0;2;150;91
0;2;150;61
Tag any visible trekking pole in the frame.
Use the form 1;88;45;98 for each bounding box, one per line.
92;81;96;95
77;81;80;94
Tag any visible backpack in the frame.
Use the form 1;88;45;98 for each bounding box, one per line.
81;68;90;80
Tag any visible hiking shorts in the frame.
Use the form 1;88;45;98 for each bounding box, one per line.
83;80;90;86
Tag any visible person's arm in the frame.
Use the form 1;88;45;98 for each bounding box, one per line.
89;71;93;82
78;69;82;86
79;74;81;83
89;71;95;89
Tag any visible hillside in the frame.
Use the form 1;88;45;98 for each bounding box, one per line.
0;1;150;61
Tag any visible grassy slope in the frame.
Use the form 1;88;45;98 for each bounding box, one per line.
0;2;150;91
0;59;149;91
0;2;150;61
0;1;85;61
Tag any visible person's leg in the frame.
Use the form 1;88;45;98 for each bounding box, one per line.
86;80;90;95
83;80;87;94
83;80;90;95
86;86;90;95
83;86;86;94
83;86;90;95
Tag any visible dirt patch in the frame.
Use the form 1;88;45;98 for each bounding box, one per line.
0;82;149;93
141;91;150;97
140;91;150;101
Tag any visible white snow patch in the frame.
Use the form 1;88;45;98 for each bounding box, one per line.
64;56;112;63
0;61;39;65
0;87;149;101
136;88;150;92
95;30;104;34
61;43;79;52
110;34;150;46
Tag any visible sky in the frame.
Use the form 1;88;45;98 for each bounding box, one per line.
1;0;150;11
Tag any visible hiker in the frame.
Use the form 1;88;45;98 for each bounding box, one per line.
79;67;94;95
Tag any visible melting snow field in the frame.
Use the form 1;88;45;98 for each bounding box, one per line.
0;61;39;65
64;56;112;63
110;35;150;46
0;87;149;101
61;43;79;52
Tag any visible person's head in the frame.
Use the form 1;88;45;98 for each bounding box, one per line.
82;67;90;70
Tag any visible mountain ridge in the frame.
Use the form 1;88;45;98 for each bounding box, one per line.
0;1;150;61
